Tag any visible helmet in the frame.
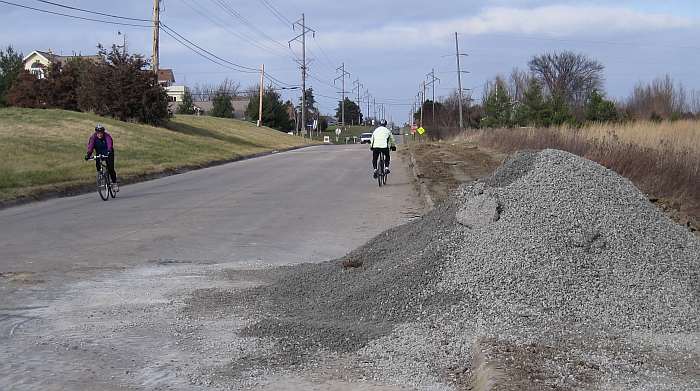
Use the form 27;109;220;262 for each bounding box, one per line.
95;124;105;132
379;119;387;127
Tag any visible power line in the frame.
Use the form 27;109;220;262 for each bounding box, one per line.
0;0;151;27
210;0;289;52
32;0;150;21
161;23;258;72
180;0;288;58
159;26;254;74
258;0;292;26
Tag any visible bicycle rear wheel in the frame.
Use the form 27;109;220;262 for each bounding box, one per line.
377;156;384;187
97;171;109;201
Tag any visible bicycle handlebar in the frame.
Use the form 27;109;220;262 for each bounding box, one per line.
87;154;109;161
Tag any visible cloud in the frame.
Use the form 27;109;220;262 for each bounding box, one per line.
317;5;695;49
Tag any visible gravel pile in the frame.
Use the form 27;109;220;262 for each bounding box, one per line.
219;149;699;389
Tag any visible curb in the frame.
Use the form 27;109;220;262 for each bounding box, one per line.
406;146;435;211
0;143;318;210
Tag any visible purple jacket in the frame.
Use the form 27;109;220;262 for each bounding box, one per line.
86;132;114;154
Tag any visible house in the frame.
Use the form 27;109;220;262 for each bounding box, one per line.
172;96;250;119
157;69;175;87
22;50;100;79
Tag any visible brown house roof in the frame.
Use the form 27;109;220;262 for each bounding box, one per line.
157;69;175;83
35;50;101;65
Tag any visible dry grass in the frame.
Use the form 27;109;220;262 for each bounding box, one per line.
0;108;315;202
559;120;700;152
461;120;700;229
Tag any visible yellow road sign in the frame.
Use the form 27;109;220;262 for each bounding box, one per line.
417;126;426;135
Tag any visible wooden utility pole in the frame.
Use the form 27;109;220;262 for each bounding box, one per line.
152;0;160;73
289;14;315;136
257;64;264;127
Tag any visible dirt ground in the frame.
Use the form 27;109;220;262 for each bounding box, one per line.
402;141;505;204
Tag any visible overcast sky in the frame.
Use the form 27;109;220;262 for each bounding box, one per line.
2;0;698;122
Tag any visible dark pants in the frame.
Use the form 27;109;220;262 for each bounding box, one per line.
372;148;390;169
96;152;117;183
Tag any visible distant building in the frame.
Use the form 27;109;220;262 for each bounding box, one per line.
157;69;175;87
170;96;251;119
165;85;186;103
22;50;100;79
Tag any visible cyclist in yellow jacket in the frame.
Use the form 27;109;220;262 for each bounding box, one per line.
370;119;397;178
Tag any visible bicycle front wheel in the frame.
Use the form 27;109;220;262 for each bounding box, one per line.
108;177;116;199
97;172;109;201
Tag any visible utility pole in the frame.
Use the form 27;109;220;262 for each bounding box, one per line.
353;79;361;124
420;81;426;127
364;90;371;124
152;0;160;73
257;64;264;127
455;32;464;129
426;69;440;127
289;14;315;136
117;31;127;56
334;63;351;128
372;97;376;121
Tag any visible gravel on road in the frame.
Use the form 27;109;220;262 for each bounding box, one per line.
189;149;699;390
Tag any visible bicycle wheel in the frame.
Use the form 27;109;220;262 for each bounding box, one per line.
108;176;117;199
382;166;388;185
97;171;109;201
377;156;384;187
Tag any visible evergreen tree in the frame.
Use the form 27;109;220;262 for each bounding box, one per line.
0;45;23;107
585;90;618;122
210;91;234;118
481;80;512;128
335;98;363;125
245;86;292;130
177;88;195;115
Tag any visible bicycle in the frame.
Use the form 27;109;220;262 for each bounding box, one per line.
87;154;116;201
376;151;388;187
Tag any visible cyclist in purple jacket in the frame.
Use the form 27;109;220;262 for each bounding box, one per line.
84;124;119;192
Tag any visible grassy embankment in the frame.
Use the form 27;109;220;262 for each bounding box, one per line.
464;120;700;229
0;108;315;203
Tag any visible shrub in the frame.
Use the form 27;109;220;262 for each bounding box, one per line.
210;92;234;118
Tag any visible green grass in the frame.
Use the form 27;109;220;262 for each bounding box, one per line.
0;108;315;201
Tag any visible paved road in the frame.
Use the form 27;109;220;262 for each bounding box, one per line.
0;144;420;276
0;144;421;390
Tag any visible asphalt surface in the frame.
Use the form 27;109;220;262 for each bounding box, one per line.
0;144;421;390
0;144;420;275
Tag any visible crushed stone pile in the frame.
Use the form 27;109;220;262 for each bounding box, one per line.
222;149;699;390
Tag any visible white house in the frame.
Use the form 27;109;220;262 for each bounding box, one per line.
22;50;100;79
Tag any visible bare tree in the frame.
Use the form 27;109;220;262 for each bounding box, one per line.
190;82;216;102
508;67;531;103
690;89;700;115
625;75;689;119
528;51;604;107
217;78;241;96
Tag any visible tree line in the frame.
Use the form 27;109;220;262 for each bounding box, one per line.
0;45;170;126
415;50;700;138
